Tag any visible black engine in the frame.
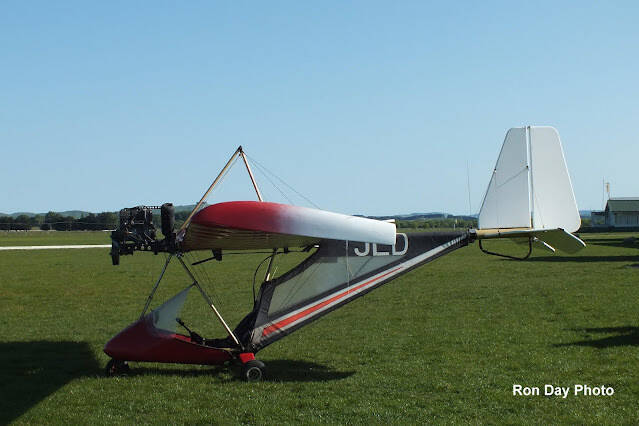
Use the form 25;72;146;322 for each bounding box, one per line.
110;203;176;265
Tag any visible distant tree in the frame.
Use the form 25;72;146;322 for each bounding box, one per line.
51;215;74;231
13;214;32;230
33;215;44;227
45;211;63;225
96;212;118;229
82;213;99;230
0;216;13;231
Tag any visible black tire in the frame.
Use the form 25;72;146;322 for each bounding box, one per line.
110;241;120;265
242;360;265;382
105;359;130;377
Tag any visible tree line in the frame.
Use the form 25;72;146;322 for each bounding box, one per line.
0;212;120;231
396;217;478;230
0;210;193;231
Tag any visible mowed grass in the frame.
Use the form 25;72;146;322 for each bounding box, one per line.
1;231;639;424
0;230;110;246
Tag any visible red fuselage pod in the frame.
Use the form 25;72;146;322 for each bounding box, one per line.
104;315;233;365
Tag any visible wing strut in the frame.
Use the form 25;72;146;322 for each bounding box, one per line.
176;256;242;348
180;147;243;231
134;253;242;349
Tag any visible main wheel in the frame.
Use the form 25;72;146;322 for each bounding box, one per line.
105;359;130;377
110;241;120;265
242;360;265;382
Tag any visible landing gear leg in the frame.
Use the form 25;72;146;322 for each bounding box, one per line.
238;353;265;382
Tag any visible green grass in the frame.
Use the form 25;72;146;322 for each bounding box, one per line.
1;231;639;424
0;231;110;246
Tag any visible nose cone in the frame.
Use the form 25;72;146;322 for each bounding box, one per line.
104;316;165;361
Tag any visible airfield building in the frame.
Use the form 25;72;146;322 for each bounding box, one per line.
591;197;639;228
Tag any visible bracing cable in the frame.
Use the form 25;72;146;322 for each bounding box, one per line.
244;153;321;209
250;159;294;205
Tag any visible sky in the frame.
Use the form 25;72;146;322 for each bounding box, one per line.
2;1;638;216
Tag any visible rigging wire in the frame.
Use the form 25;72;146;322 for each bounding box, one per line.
200;253;225;308
244;153;321;209
185;251;223;309
250;159;294;205
146;251;171;311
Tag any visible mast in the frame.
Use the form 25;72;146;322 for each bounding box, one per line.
180;146;243;231
180;146;264;232
239;148;264;202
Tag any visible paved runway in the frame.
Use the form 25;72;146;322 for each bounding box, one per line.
0;245;111;250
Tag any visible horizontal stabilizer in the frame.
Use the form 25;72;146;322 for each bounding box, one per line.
477;227;585;254
512;237;556;253
530;229;585;254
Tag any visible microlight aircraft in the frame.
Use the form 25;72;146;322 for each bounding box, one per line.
105;126;585;381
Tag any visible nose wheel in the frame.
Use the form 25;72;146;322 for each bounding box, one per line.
105;359;130;376
241;359;265;382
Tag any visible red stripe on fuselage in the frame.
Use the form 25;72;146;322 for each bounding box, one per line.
262;266;403;337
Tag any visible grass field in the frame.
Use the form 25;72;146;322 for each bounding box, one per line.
0;230;111;246
1;231;639;424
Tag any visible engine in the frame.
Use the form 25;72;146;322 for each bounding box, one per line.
110;203;176;265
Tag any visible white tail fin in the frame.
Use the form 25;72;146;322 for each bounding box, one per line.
479;126;581;232
477;126;584;253
478;127;532;229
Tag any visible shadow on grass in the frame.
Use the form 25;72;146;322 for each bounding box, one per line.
525;255;639;263
555;326;639;348
262;359;355;382
0;343;350;424
587;240;639;249
130;359;354;382
0;341;100;424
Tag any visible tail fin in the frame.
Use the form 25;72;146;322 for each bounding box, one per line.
477;126;585;254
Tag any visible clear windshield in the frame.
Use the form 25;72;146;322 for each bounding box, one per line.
151;285;193;332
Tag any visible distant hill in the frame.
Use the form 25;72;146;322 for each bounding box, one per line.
6;212;44;218
2;210;93;219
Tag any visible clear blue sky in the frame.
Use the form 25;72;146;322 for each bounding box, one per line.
2;1;638;216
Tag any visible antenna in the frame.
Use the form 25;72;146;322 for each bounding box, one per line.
466;160;472;216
